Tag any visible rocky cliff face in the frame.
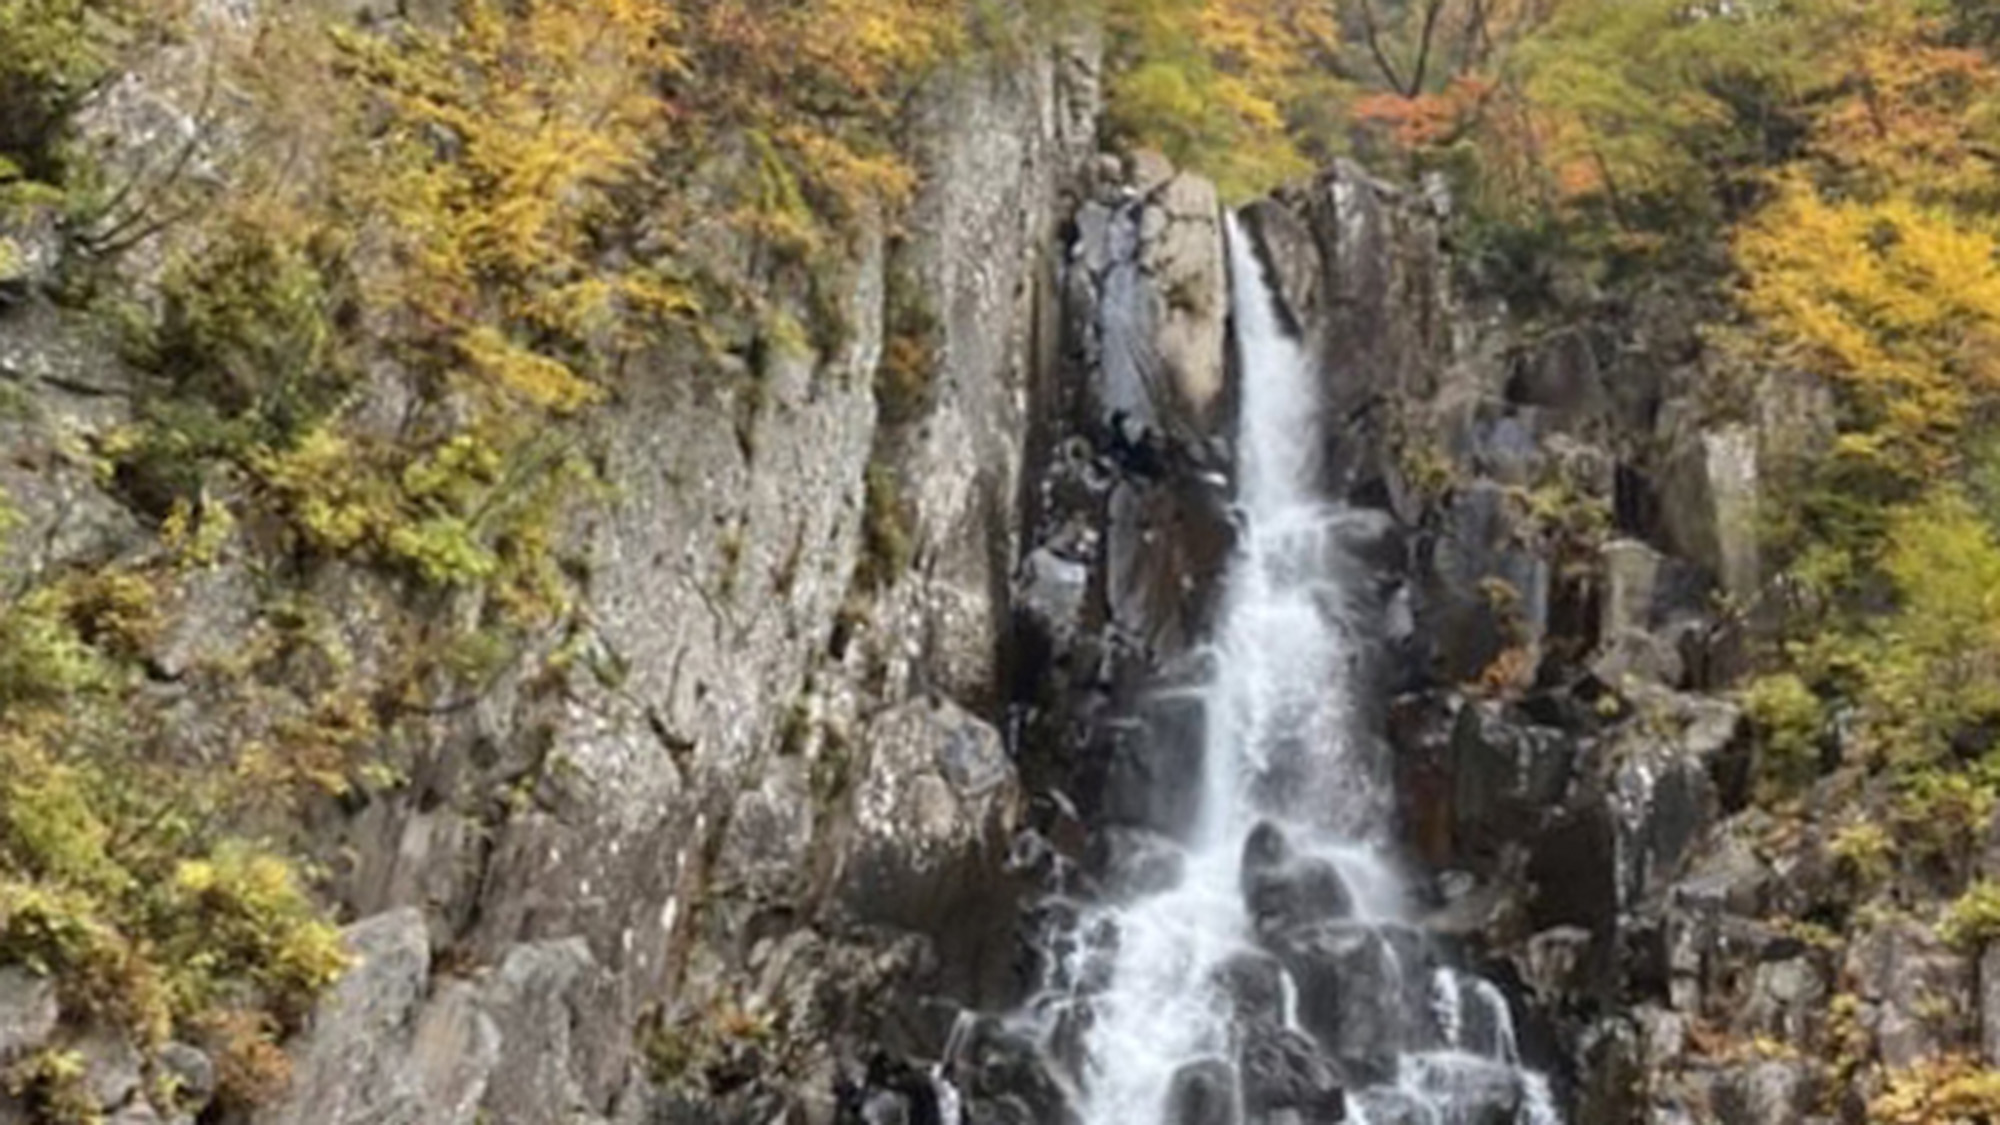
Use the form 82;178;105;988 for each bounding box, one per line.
1001;157;1975;1125
0;9;1102;1123
4;10;1986;1125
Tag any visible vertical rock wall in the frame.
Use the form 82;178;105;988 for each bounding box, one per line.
0;12;1104;1125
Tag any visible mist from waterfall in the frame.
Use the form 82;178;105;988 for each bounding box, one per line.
1029;212;1562;1125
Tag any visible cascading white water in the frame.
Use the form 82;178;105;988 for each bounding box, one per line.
1033;213;1562;1125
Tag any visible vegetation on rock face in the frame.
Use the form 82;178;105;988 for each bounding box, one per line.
0;0;981;1112
0;565;349;1112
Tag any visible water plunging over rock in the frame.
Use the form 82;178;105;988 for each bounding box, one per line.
1019;213;1561;1125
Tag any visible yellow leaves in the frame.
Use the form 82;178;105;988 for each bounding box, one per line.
329;0;939;409
1197;0;1337;88
334;0;679;409
1803;489;2000;768
254;429;392;554
793;0;963;101
160;840;351;1020
1871;1055;2000;1124
777;125;917;214
1736;180;2000;470
457;326;599;414
1103;0;1347;197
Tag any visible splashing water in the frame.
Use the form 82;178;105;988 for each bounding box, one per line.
1028;213;1562;1125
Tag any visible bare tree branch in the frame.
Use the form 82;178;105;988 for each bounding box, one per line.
1355;0;1411;95
1408;0;1450;96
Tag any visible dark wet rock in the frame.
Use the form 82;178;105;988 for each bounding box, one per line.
1104;475;1235;659
1018;547;1093;652
1088;827;1186;898
1240;1027;1344;1121
1389;693;1462;870
1167;1058;1240;1125
1005;829;1068;892
1215;952;1289;1027
1525;798;1619;941
1610;718;1720;911
1447;704;1574;860
965;1094;1037;1125
1237;198;1320;337
1242;822;1354;937
1424;482;1552;682
1269;922;1429;1085
1509;329;1609;424
1514;926;1599;1011
1101;695;1209;836
1401;1053;1523;1125
952;1018;1074;1125
854;1053;947;1125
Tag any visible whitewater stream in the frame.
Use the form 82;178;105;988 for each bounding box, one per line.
1021;213;1562;1125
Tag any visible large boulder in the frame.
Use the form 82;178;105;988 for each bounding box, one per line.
259;912;626;1125
1269;921;1431;1085
1139;172;1228;428
1845;919;1972;1068
1239;1027;1345;1121
1659;424;1760;604
260;910;435;1125
1240;822;1354;938
1166;1058;1240;1125
842;698;1025;1007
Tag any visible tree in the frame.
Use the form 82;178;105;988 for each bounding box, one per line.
1100;0;1345;196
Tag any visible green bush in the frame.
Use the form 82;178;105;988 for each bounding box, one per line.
1829;821;1895;886
0;0;150;178
144;218;352;450
1742;672;1824;794
1943;880;2000;949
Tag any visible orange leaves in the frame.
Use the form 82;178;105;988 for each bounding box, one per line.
1808;11;2000;206
1353;75;1497;147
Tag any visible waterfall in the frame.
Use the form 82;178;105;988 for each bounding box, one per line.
1028;213;1562;1125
